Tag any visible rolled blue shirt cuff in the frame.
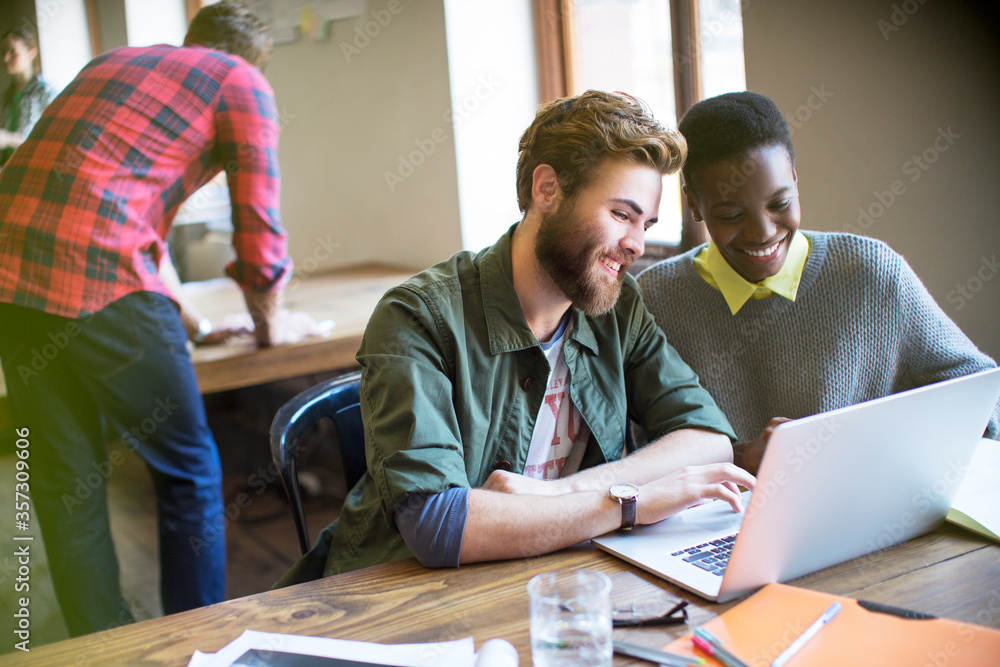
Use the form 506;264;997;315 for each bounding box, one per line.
394;487;469;568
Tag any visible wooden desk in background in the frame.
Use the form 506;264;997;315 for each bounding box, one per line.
14;523;1000;666
0;265;413;429
181;264;413;393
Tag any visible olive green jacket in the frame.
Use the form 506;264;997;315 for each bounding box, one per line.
278;225;734;584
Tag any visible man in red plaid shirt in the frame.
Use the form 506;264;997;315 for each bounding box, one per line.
0;1;304;636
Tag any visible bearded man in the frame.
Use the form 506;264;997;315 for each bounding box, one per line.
280;90;754;583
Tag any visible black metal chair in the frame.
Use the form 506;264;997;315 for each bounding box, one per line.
269;370;367;555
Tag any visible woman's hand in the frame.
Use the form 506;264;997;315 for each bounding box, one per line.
733;417;792;475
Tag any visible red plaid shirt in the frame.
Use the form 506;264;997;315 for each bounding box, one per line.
0;44;289;318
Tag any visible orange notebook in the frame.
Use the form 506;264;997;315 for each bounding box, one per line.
664;584;1000;666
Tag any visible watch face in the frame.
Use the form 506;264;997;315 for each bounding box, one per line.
609;482;639;500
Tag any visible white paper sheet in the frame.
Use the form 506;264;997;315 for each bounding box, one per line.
188;630;477;667
947;437;1000;541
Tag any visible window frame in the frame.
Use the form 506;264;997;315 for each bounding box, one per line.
81;0;200;54
184;0;202;22
533;0;711;264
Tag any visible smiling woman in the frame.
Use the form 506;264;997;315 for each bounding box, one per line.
636;91;1000;464
684;144;800;284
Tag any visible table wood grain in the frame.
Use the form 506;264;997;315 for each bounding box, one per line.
181;264;413;393
14;525;999;666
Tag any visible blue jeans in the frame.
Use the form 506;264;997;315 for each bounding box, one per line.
0;292;225;636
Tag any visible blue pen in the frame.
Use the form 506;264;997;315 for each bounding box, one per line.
770;602;842;667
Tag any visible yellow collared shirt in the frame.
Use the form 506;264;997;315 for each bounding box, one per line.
693;233;811;315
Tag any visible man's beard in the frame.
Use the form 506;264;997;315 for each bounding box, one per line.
534;201;632;317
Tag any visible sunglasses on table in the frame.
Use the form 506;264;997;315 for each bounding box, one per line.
612;599;689;628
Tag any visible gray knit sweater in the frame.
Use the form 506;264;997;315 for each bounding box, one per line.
637;232;999;443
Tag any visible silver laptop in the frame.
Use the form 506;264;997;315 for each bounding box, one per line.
593;368;1000;602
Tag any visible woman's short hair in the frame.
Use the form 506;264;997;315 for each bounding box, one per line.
678;91;794;190
516;90;686;213
184;0;273;69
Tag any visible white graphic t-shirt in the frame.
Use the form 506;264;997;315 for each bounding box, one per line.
523;318;591;480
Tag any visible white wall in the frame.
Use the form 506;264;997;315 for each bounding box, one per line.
124;0;186;47
34;0;92;93
267;0;541;274
265;0;463;276
742;0;1000;359
444;0;539;253
20;0;543;275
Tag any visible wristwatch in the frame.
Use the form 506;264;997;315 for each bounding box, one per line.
609;482;639;531
191;318;213;345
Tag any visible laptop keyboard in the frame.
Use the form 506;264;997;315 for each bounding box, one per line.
671;534;737;576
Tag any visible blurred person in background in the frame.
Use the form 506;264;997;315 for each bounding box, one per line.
0;1;316;636
0;24;53;166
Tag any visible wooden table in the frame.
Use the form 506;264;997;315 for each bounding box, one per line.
0;265;413;429
14;523;999;665
180;264;412;393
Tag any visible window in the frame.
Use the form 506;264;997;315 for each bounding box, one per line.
123;0;188;47
534;0;746;261
26;0;198;94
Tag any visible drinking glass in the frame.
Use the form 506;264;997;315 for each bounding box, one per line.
528;569;612;667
